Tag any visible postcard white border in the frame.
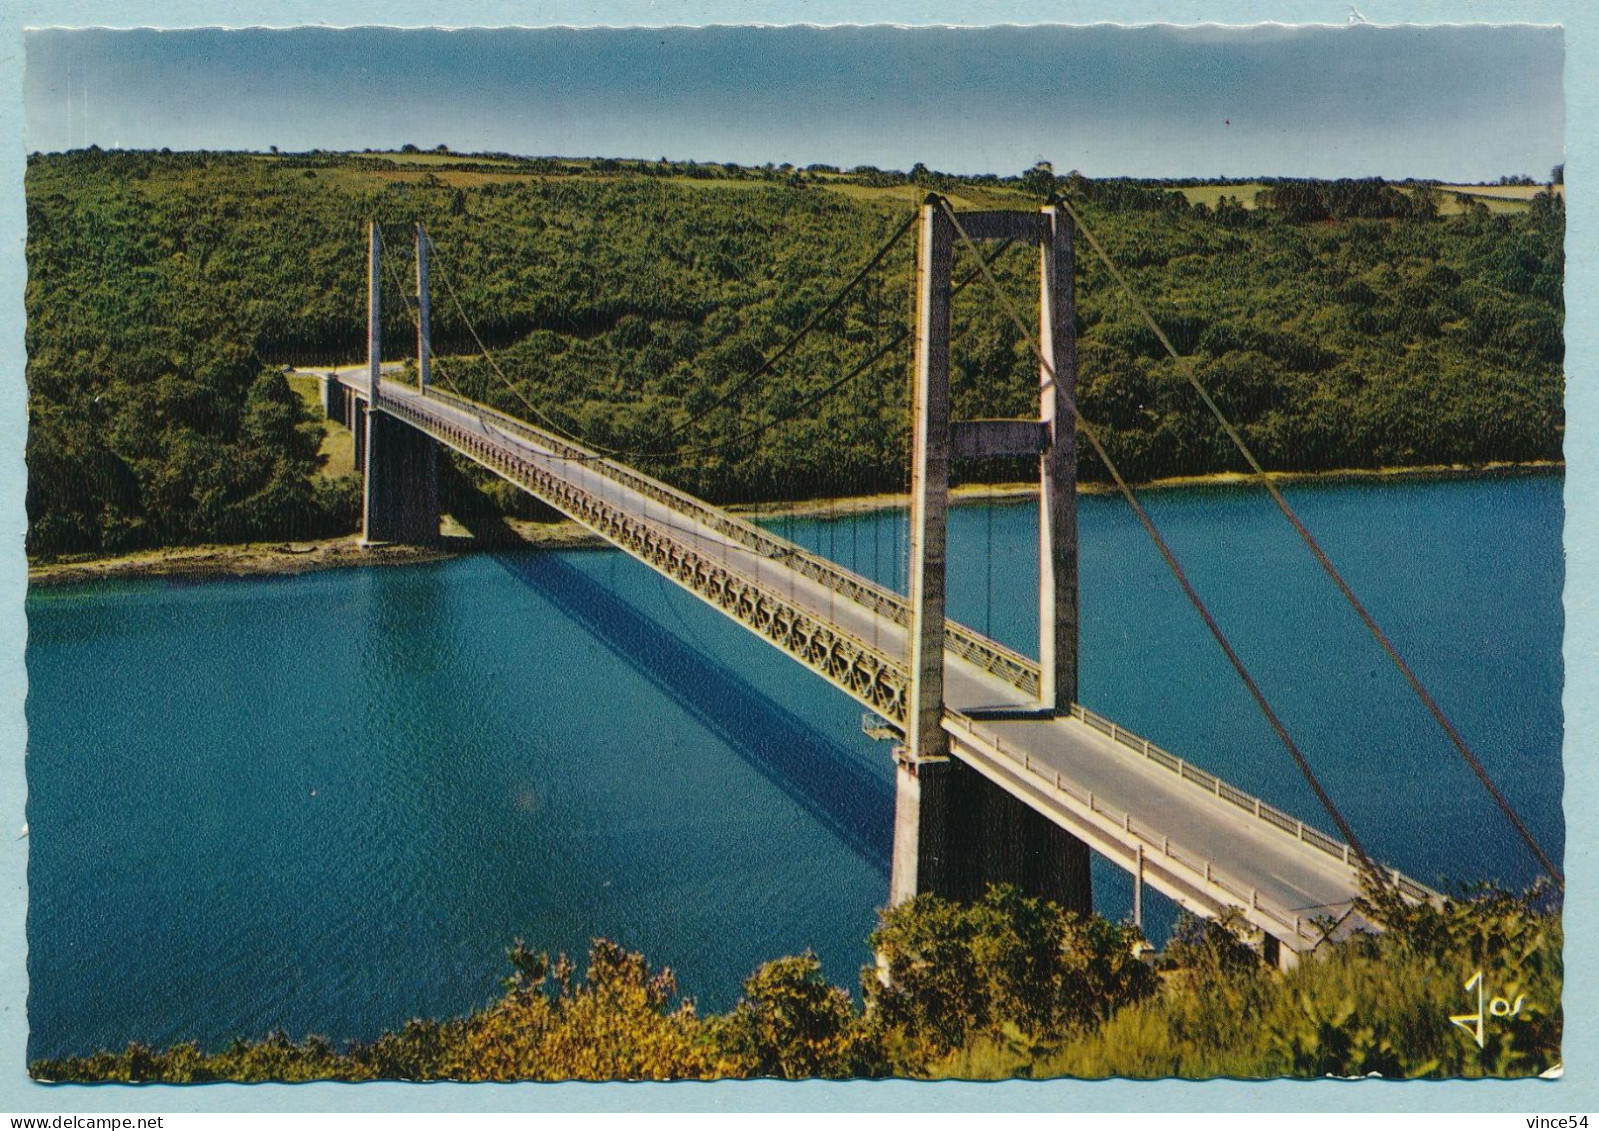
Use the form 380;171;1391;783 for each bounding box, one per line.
0;0;1589;1113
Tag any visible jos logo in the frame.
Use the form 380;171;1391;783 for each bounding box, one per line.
1449;969;1526;1048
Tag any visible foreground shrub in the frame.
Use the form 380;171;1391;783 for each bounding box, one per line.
34;940;738;1084
864;885;1156;1069
711;951;880;1078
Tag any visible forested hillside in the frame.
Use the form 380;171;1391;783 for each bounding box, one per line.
24;150;1565;557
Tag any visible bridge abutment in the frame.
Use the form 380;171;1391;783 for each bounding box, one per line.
318;373;349;427
350;219;441;546
352;396;368;472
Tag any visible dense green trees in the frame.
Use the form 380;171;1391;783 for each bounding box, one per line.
24;150;1564;557
714;951;877;1078
1256;177;1439;222
26;151;363;554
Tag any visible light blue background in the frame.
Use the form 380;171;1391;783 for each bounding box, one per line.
0;0;1590;1113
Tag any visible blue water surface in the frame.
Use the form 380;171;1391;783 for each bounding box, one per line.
25;473;1564;1060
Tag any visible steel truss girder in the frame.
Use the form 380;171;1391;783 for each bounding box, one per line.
381;398;911;724
423;387;1041;699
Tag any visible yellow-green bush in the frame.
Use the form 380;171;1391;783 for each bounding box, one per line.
1019;885;1562;1081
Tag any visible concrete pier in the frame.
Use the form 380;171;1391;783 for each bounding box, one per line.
416;223;432;394
1037;205;1079;715
354;219;440;546
892;751;1092;913
361;408;440;545
905;204;954;766
318;373;347;426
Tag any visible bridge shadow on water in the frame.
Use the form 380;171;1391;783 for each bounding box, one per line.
493;551;893;876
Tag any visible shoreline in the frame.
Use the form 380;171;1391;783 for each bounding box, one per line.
27;460;1562;589
733;459;1564;518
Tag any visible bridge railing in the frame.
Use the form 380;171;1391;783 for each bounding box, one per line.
382;390;915;727
944;711;1326;948
420;385;1042;698
1067;702;1440;905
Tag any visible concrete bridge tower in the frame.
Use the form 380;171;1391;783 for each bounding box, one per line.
890;200;1093;914
359;221;441;546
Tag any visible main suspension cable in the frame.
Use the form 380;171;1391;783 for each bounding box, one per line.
658;328;911;461
422;230;619;449
938;197;1390;891
373;226;478;404
376;226;421;365
1056;195;1562;890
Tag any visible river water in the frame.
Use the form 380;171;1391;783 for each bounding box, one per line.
24;473;1563;1061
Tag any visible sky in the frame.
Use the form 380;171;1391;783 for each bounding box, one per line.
22;23;1565;182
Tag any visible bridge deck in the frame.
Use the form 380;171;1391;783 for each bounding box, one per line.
336;371;1433;955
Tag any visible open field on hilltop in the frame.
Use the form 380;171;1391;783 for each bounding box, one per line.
1175;183;1269;209
1175;181;1552;215
816;179;1035;210
24;149;1564;559
343;149;528;167
287;164;543;191
1433;194;1532;216
1442;183;1565;201
1433;183;1565;215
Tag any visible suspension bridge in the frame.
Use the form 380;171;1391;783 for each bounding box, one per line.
312;201;1555;968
